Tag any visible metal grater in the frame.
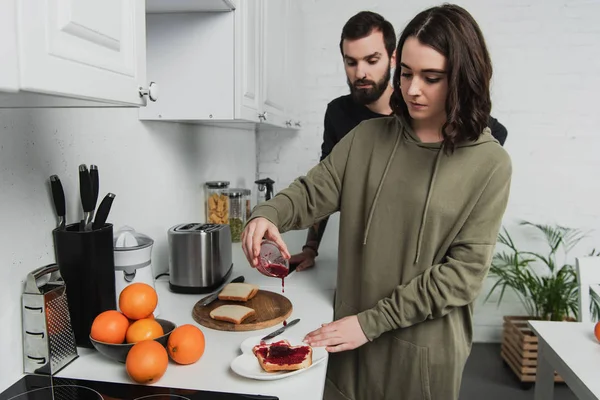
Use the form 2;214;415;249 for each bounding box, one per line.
22;264;78;375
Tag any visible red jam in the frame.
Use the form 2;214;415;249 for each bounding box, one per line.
283;320;287;327
265;263;288;293
256;347;268;358
259;344;310;366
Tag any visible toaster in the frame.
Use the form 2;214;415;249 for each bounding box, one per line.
167;223;233;294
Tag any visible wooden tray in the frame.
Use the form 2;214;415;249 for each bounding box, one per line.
192;289;293;331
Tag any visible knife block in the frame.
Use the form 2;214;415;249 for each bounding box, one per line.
52;223;116;348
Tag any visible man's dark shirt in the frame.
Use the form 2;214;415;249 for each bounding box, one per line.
320;94;508;161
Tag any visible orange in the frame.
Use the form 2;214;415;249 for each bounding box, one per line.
125;340;168;384
128;313;154;326
126;318;164;344
167;324;206;365
90;310;129;344
119;283;158;320
595;321;600;342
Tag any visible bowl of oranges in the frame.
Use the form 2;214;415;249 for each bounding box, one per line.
89;282;176;363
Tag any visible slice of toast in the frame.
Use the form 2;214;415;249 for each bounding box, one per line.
209;304;256;324
252;340;313;372
218;282;259;302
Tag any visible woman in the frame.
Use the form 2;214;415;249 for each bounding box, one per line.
242;4;511;400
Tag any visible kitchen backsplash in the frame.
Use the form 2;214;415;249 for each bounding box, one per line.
0;107;256;391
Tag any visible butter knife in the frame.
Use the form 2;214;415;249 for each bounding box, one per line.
261;318;300;341
198;275;245;306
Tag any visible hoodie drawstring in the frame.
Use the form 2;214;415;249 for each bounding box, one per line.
414;145;444;264
363;131;401;245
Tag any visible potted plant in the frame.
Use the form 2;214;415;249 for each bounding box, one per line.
484;221;599;385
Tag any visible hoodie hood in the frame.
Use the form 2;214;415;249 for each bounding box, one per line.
362;115;498;263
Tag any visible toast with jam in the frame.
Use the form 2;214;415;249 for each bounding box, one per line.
252;340;313;372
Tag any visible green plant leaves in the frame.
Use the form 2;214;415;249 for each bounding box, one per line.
486;221;599;321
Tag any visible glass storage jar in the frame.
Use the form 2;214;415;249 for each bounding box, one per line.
224;188;246;242
205;181;230;224
242;188;252;220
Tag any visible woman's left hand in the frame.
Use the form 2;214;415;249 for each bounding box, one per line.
303;316;368;353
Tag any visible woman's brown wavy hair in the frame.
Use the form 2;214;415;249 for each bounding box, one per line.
390;4;493;153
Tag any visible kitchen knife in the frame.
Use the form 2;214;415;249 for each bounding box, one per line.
198;275;245;306
88;165;99;229
49;175;66;230
261;318;300;341
78;164;94;231
93;193;115;230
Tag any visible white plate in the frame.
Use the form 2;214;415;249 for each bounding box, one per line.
230;335;328;381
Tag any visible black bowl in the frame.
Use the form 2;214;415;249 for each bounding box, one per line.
90;318;176;363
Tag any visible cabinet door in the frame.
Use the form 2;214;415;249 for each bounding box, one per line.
260;0;289;127
18;0;147;106
235;0;261;122
285;0;303;128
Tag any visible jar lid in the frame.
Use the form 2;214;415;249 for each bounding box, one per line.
206;181;230;188
224;188;246;198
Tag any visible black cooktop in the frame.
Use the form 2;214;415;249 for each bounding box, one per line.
0;374;278;400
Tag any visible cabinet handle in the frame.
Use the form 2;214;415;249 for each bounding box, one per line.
258;112;268;121
285;120;292;127
294;121;302;127
139;82;159;102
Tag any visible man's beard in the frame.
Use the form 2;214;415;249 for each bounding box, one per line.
348;66;391;106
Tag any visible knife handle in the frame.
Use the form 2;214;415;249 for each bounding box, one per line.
231;275;245;284
79;164;93;214
49;175;66;219
93;193;115;230
90;165;99;209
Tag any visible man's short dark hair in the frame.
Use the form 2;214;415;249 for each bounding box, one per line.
339;11;396;58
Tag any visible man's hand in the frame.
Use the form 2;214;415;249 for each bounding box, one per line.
303;316;368;353
289;247;317;271
241;217;290;267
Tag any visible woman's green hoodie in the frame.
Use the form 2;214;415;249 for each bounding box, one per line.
250;115;512;400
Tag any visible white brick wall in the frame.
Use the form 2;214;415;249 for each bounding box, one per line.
257;0;600;341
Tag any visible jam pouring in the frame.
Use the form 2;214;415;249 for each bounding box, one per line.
265;263;289;292
257;240;291;293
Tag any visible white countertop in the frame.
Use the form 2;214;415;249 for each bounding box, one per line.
55;230;339;400
528;320;600;398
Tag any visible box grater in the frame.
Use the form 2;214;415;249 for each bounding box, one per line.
22;263;78;375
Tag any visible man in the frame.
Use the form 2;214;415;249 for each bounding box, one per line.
290;11;508;271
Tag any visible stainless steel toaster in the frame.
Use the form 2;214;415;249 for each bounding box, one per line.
167;223;232;293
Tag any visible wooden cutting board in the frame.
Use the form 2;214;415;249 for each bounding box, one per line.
192;289;293;331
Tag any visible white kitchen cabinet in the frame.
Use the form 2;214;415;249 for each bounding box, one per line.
260;0;288;127
285;0;305;129
146;0;236;13
139;0;302;129
0;0;152;108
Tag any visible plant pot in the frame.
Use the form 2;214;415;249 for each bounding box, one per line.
500;316;565;385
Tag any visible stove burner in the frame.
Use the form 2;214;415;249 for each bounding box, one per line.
0;375;279;400
6;384;103;400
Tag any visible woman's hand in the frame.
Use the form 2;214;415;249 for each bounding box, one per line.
303;316;368;353
241;217;290;267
